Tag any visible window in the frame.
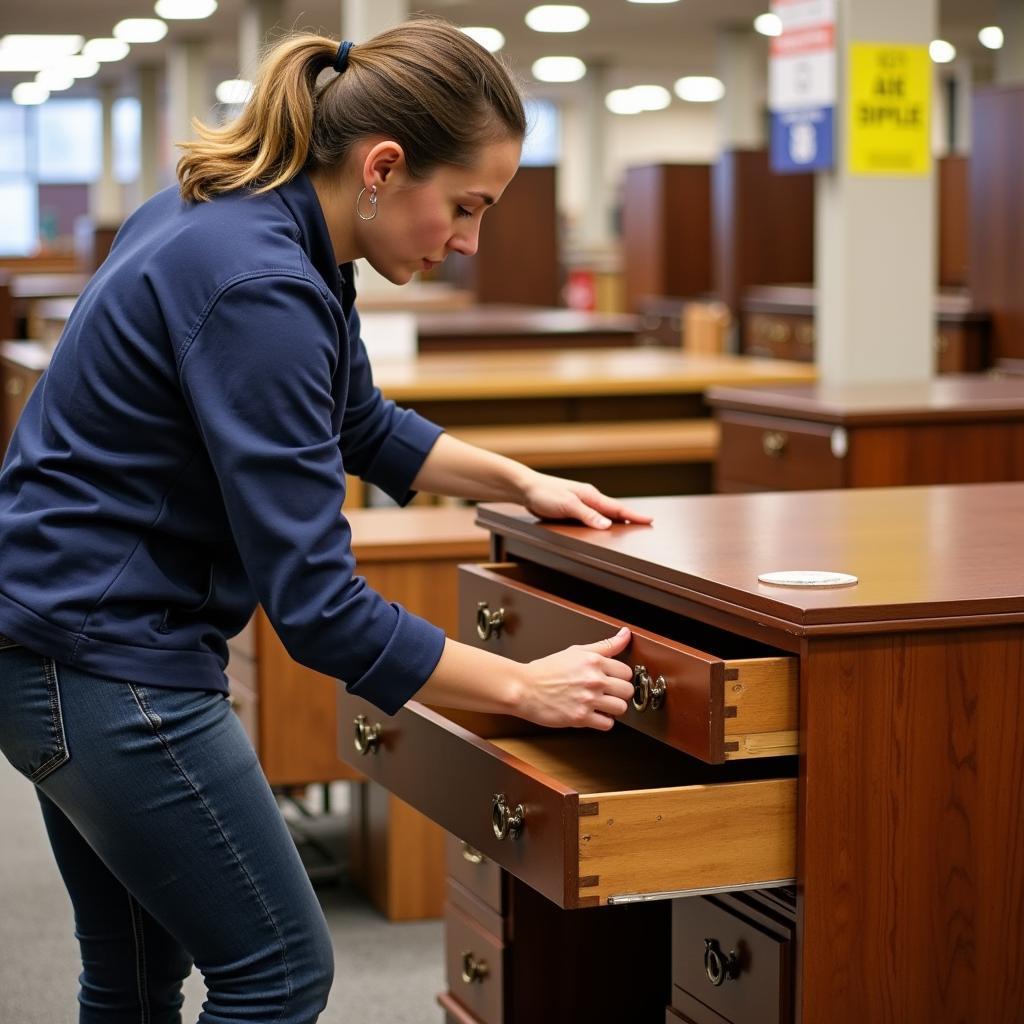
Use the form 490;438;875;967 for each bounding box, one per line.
37;99;102;183
521;98;560;166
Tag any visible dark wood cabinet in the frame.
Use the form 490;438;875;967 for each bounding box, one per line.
708;376;1024;492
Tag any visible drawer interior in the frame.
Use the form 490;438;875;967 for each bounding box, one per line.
492;560;787;661
484;725;796;796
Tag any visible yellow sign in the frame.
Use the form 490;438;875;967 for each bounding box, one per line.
848;42;931;176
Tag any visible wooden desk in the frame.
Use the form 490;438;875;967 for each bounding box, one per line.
0;273;88;340
708;375;1024;492
342;486;1024;1022
741;284;992;373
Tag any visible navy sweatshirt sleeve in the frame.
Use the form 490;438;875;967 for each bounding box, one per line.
177;271;445;714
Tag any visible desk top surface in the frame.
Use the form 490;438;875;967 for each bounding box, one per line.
707;374;1024;423
413;305;640;337
478;483;1024;633
742;283;988;322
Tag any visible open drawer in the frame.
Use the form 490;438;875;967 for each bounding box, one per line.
459;563;797;763
339;691;795;909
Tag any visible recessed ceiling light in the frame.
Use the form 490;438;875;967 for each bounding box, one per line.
216;79;253;104
154;0;218;20
627;0;679;5
525;6;591;33
0;35;83;57
674;76;725;102
55;55;101;79
606;84;671;115
13;82;49;105
532;56;587;82
35;68;75;91
979;26;1004;50
606;89;643;115
929;39;956;63
461;26;506;53
114;19;169;44
753;13;783;37
83;39;131;62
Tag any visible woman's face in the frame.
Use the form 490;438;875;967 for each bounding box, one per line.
356;137;523;285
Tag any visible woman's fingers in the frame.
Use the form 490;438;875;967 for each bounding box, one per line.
592;694;630;719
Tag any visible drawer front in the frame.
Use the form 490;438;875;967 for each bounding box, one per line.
460;563;797;763
447;833;504;916
446;904;505;1024
339;691;796;909
716;411;846;492
671;896;793;1024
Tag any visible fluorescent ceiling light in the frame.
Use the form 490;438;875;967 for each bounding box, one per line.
627;0;679;5
83;38;131;62
461;26;505;53
35;68;75;91
0;55;56;72
606;89;643;115
154;0;218;20
674;75;725;102
0;34;83;57
13;82;49;105
216;78;253;104
753;13;782;37
606;84;671;115
532;56;586;82
55;55;101;79
929;39;956;63
525;6;590;33
979;26;1004;50
114;19;169;44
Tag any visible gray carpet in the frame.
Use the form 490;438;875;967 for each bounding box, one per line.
0;754;445;1023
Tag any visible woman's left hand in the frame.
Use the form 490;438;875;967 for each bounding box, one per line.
519;471;654;530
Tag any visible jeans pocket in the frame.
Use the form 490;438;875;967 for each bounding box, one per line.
0;644;71;783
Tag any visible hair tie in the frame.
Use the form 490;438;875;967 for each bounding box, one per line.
333;40;354;74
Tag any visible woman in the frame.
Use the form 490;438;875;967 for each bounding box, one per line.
0;19;650;1024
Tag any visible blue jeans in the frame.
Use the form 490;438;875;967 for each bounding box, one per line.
0;636;334;1023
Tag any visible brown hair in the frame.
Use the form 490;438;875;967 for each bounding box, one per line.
176;17;526;202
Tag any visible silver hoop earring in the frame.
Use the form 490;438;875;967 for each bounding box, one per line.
356;185;378;221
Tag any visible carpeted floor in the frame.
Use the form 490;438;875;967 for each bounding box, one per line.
0;754;445;1023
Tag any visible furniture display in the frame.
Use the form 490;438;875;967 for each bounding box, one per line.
739;284;991;373
707;375;1024;492
340;485;1024;1022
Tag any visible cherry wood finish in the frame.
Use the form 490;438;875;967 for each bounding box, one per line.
445;901;507;1024
739;285;991;373
447;835;505;917
708;376;1024;493
938;154;970;288
621;164;713;313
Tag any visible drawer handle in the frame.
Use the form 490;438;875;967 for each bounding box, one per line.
491;793;525;841
476;601;505;641
704;938;740;987
631;665;666;713
353;714;381;755
461;842;486;865
762;431;788;457
461;950;490;984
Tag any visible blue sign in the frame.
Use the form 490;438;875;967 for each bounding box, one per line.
771;106;834;173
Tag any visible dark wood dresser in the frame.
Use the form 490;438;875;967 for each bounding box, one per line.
707;375;1024;492
339;486;1024;1023
740;285;991;373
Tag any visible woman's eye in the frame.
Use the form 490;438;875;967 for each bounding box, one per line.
456;206;473;218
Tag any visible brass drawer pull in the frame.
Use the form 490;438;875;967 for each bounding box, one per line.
631;665;666;712
491;793;525;841
353;714;381;755
461;842;486;865
762;431;788;457
704;938;740;986
461;950;489;984
476;601;505;641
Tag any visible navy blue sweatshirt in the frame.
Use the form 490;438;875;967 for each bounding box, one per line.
0;172;446;714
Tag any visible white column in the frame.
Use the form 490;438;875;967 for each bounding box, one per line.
341;0;408;42
579;62;610;249
239;0;285;80
996;0;1024;82
951;59;972;155
166;40;211;166
91;83;122;225
814;0;937;385
715;28;768;149
136;64;164;200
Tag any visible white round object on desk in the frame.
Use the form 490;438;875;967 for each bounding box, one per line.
757;570;859;587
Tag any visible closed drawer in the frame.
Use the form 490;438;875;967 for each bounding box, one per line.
671;895;794;1024
446;903;505;1024
339;692;796;909
716;411;846;492
447;833;504;916
461;563;797;763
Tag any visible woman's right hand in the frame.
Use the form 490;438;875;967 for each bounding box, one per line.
515;627;635;731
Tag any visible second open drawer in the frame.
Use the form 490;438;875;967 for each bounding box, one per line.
459;563;797;763
340;691;795;909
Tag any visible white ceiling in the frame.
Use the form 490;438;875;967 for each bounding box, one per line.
0;0;1003;101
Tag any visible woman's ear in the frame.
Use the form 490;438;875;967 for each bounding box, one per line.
363;140;406;190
